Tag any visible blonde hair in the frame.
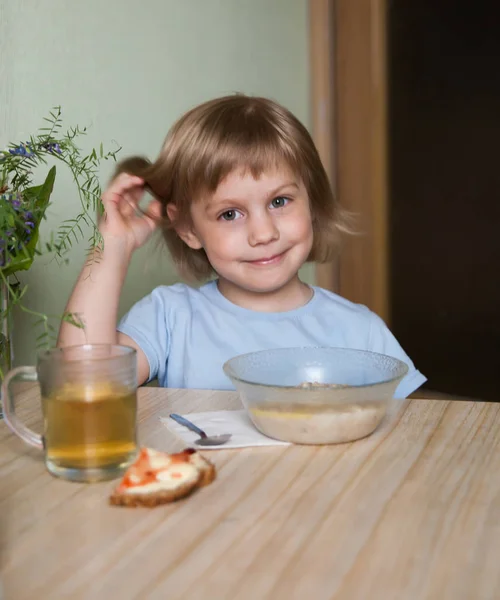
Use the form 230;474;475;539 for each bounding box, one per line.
114;94;350;280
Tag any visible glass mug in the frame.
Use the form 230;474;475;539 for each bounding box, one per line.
2;344;138;482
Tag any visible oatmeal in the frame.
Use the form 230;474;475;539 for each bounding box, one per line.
296;381;348;390
249;401;386;444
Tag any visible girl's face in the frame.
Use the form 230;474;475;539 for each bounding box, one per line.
179;165;314;309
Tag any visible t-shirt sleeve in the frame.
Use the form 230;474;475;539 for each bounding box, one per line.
117;287;170;385
368;313;427;399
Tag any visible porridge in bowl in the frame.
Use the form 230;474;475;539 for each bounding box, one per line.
296;381;348;390
246;380;388;446
249;400;387;445
223;347;409;445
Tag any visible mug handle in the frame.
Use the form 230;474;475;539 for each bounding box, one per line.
2;366;43;449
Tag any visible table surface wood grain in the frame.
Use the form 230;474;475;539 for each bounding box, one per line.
1;387;499;600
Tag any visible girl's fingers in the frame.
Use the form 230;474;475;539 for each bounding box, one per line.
100;175;162;242
139;200;162;231
119;198;136;220
144;199;163;222
128;199;162;233
102;173;144;208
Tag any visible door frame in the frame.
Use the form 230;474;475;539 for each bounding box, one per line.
309;0;389;322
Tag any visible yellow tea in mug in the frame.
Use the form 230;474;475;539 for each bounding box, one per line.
42;383;137;472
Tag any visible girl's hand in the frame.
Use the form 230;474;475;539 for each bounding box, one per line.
99;173;162;251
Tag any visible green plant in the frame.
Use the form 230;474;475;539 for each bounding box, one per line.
0;106;121;355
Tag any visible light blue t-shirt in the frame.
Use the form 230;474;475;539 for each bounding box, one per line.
118;280;426;398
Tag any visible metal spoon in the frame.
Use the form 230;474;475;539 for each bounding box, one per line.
169;413;232;447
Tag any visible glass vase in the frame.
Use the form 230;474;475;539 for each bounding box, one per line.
0;280;14;419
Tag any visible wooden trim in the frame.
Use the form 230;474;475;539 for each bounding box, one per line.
371;0;389;321
309;0;339;293
310;0;389;321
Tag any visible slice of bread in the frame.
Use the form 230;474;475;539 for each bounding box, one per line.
180;448;216;487
109;447;216;508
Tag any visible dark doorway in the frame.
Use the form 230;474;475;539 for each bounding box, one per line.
388;0;500;400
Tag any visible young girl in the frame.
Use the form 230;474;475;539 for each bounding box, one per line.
58;94;426;398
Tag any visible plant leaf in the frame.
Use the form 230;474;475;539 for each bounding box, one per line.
1;165;56;276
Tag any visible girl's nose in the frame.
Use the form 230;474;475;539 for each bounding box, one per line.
248;214;280;246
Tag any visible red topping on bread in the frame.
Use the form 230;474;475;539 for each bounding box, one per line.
109;447;216;507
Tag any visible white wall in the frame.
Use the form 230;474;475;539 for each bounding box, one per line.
0;0;312;365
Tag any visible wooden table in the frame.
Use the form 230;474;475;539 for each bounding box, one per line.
1;388;500;600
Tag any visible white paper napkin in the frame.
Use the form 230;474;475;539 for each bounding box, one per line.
159;410;290;450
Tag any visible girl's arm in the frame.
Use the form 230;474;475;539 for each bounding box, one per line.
57;173;161;386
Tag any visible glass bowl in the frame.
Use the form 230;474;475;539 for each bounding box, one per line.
223;347;409;445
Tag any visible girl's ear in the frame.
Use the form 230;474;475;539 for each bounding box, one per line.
166;203;203;250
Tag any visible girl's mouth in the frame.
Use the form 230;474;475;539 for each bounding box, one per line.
247;251;286;266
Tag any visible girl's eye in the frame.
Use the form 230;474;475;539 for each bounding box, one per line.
220;209;242;221
270;196;290;209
